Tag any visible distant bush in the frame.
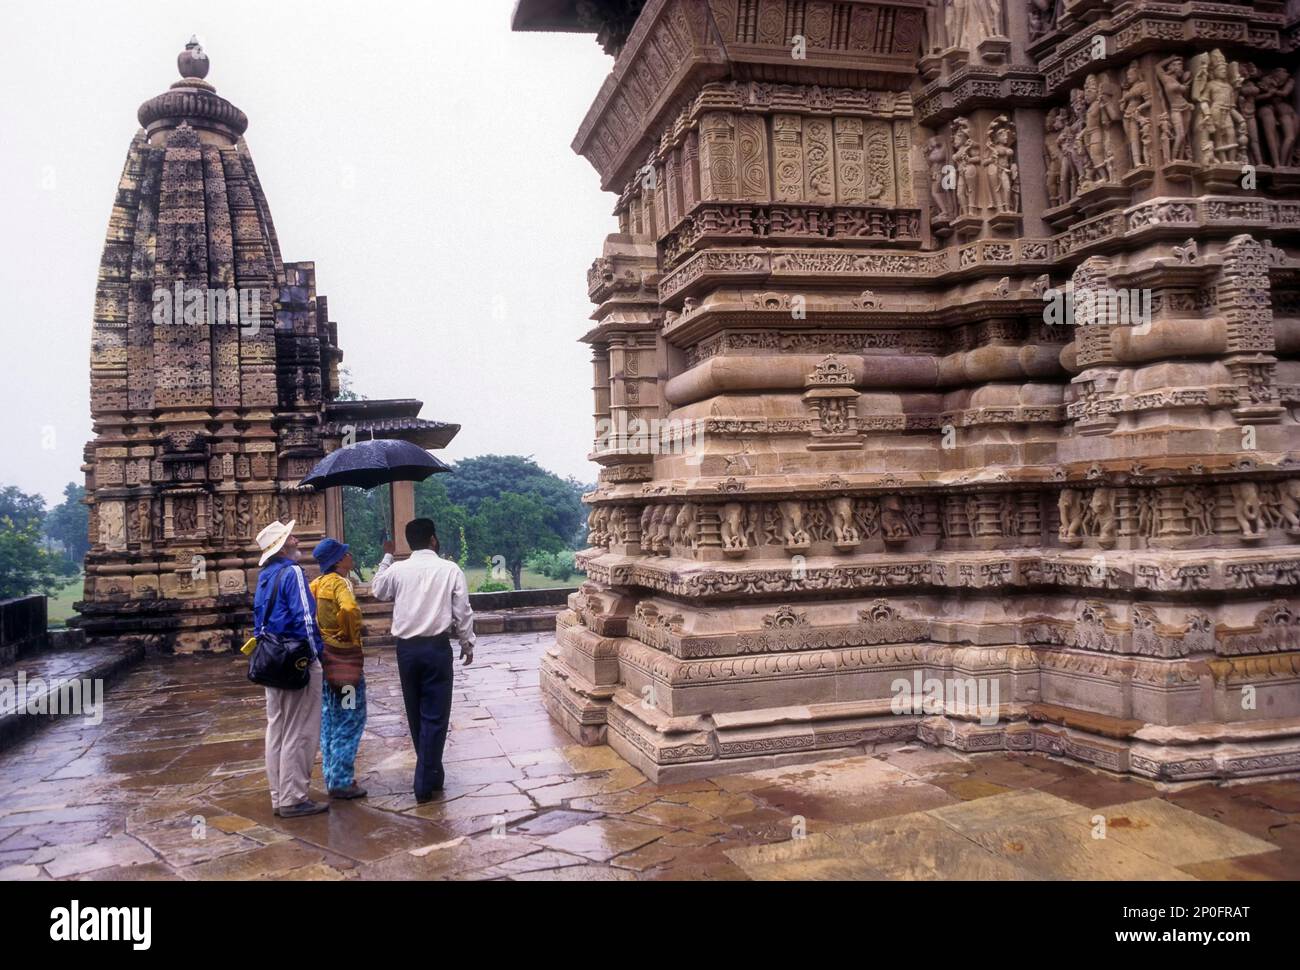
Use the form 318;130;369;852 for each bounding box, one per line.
474;556;512;594
526;549;580;584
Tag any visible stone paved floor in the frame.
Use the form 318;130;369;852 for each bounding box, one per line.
1;631;1299;880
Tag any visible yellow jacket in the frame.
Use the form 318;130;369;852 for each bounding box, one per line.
310;571;363;650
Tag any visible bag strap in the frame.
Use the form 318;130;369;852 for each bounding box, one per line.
256;570;283;637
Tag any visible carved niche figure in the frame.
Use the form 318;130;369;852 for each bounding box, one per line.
1278;480;1300;532
174;496;198;535
985;115;1019;213
1027;0;1061;41
1081;74;1121;185
670;504;696;551
211;494;227;541
137;498;153;543
1043;107;1067;208
1192;50;1247;165
720;502;748;555
1136;489;1158;540
1064;90;1090;193
965;494;982;537
1231;482;1265;539
252;493;275;533
1156;56;1194;163
828;497;860;550
587;506;608;547
1058;488;1085;541
1181;486;1215;537
100;501;126;550
945;0;1002;50
778;501;811;551
1120;61;1152;169
648;505;672;556
998;492;1018;536
1087;488;1117;547
1258;67;1299;167
881;495;915;542
924;0;947;52
951;118;981;216
927;136;954;220
1238;62;1264;167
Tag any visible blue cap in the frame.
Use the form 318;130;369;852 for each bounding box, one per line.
313;538;350;574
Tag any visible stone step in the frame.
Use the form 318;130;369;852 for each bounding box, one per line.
0;642;144;753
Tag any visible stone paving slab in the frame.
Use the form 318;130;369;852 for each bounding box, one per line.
0;631;1298;881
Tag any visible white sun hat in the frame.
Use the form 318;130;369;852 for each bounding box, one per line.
256;519;297;567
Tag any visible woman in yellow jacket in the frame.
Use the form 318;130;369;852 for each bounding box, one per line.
311;538;367;800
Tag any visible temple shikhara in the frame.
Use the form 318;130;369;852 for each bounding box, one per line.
79;40;456;653
516;0;1300;782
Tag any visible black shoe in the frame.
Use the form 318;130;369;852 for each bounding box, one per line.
329;784;367;800
279;799;330;818
414;788;444;805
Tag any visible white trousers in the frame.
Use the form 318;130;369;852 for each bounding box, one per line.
264;660;322;809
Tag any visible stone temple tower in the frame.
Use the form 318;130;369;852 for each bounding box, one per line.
80;39;454;652
517;1;1300;783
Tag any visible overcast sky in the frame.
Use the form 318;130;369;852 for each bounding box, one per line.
0;0;616;505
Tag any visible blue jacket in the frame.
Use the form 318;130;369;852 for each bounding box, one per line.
253;557;324;657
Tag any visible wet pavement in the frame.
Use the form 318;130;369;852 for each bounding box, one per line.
1;631;1299;880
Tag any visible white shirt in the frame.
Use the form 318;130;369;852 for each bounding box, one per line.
370;549;476;648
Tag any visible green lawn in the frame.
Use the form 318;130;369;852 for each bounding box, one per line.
47;575;84;628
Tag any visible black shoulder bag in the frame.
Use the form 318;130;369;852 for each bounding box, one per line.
247;569;315;690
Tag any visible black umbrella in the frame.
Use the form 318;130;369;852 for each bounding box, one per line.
298;439;453;491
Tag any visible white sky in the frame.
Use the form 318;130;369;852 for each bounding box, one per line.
0;0;616;505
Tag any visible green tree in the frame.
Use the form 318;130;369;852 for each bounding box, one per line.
445;455;585;548
469;492;564;590
341;485;390;574
0;485;45;530
43;483;89;566
414;477;467;561
0;516;67;600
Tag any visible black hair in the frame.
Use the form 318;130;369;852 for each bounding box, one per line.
405;517;438;550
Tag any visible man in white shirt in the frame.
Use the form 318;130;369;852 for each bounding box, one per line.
370;517;475;802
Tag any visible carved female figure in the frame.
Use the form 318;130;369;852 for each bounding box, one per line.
1043;107;1065;207
927;136;954;219
1156;56;1193;162
1237;62;1264;167
951;118;981;216
1188;53;1215;164
1120;61;1152;169
985;116;1018;212
1264;68;1298;166
1082;74;1117;183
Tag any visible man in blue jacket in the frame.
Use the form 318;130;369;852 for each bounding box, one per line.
253;519;328;818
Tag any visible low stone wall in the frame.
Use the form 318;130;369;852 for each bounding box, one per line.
468;587;577;612
0;596;48;664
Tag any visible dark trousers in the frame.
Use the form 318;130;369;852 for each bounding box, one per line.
395;634;453;798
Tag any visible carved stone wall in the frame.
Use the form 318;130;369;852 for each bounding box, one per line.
530;0;1300;782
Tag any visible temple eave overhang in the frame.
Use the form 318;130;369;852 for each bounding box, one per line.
322;399;460;450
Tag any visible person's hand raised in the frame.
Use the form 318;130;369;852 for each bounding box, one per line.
382;539;396;556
